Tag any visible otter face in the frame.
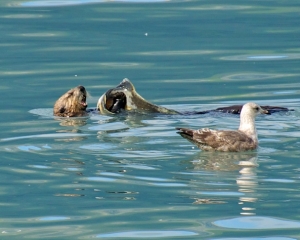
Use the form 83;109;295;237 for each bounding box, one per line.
54;85;88;117
75;86;88;111
97;79;134;114
104;90;127;113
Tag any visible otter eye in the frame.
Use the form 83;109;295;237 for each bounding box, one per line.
82;96;86;101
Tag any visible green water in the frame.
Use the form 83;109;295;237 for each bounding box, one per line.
1;0;300;239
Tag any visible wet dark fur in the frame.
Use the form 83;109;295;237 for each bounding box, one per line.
54;86;88;117
195;105;291;115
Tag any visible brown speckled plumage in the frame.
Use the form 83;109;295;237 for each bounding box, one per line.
176;102;269;152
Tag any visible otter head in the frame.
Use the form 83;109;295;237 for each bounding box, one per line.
74;86;88;111
97;79;134;114
102;90;127;114
97;78;179;115
54;85;88;117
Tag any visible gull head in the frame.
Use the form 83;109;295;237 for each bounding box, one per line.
241;102;270;119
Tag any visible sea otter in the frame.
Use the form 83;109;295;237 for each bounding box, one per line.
194;105;290;115
54;85;88;117
97;78;179;115
97;78;291;115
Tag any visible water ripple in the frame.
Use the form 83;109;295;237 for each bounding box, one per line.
38;216;70;221
20;0;168;7
85;177;116;182
213;216;300;229
96;230;198;238
198;191;244;197
212;237;296;240
220;53;300;61
1;133;91;142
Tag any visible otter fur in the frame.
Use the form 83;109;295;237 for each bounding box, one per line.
53;86;88;117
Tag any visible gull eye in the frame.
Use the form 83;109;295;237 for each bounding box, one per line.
255;107;259;111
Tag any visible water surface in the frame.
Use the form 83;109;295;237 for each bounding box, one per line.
1;0;300;239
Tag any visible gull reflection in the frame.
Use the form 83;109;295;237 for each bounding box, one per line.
237;155;258;216
186;152;258;214
189;152;257;172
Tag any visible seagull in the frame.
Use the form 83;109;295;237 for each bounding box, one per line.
176;102;270;152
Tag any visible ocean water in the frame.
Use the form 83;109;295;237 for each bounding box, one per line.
1;0;300;239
